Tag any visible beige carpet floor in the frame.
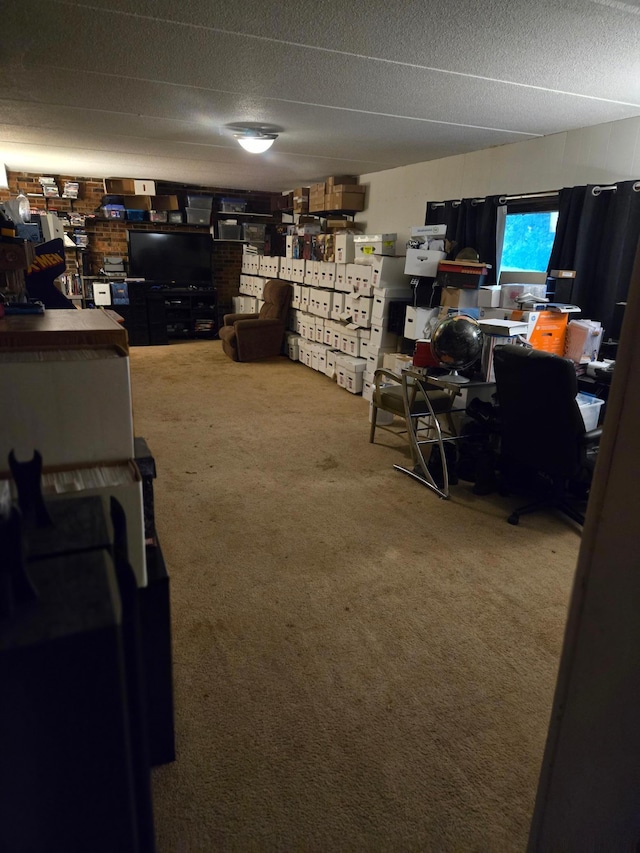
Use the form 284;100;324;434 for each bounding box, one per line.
129;340;580;853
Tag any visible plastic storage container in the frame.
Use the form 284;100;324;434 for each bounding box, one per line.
220;197;247;213
242;223;266;243
185;208;210;225
126;209;147;222
218;223;242;240
101;205;126;220
577;392;605;431
167;211;183;224
186;195;213;210
149;210;168;222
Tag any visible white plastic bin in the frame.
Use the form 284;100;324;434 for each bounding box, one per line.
576;392;605;431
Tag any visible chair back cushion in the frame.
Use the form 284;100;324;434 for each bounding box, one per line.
259;280;292;321
493;344;585;477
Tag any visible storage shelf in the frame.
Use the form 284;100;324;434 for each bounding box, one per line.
214;211;273;218
212;238;249;243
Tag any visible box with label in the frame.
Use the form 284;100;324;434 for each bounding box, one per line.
92;282;111;305
301;287;311;311
372;289;412;322
110;281;129;305
352;296;373;328
334;264;349;292
404;305;440;340
499;283;548;309
437;260;490;289
353;233;397;260
318;262;336;288
290;259;306;283
511;309;569;355
369;322;399;350
104;178;156;195
337;355;367;394
331;291;346;320
350;265;373;296
335;234;355;264
370;255;408;288
410;224;447;238
404;248;448;277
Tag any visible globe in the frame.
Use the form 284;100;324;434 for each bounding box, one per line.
430;314;483;383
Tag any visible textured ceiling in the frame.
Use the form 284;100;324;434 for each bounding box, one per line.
2;0;640;191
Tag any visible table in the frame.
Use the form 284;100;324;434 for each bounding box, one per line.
394;369;496;499
0;308;128;351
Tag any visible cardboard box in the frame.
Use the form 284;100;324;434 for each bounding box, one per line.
404;248;448;277
477;285;501;307
404;306;440;340
331;184;365;195
334;264;350;293
410;224;447;238
335;234;355;264
549;269;576;279
124;194;153;211
326;175;359;187
151;195;179;211
353;233;397;259
440;287;479;310
326;191;366;212
0;347;134;470
104;178;156;195
371;288;412;322
309;197;327;213
370;255;408;288
92;282;111;305
369;322;399;350
511;309;569;355
436;261;489;290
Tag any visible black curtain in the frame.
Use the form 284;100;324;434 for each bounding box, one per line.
425;196;502;285
548;180;640;336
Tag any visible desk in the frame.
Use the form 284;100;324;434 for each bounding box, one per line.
393;369;496;499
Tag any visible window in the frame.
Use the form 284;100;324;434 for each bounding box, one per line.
501;210;558;273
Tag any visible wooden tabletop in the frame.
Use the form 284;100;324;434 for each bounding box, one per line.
0;309;129;352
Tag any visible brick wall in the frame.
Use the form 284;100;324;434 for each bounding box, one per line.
1;170;274;300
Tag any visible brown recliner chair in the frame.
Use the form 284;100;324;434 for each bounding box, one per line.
219;279;292;362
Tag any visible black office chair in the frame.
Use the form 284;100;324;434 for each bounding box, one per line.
492;344;602;526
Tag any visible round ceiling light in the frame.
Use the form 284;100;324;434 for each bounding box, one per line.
234;131;278;153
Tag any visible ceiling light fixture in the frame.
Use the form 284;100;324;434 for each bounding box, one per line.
234;130;278;154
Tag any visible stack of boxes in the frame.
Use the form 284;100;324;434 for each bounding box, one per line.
101;179;179;223
241;233;413;397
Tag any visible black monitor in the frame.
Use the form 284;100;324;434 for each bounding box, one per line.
127;231;212;284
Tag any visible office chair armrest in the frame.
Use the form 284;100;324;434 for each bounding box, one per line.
224;312;259;326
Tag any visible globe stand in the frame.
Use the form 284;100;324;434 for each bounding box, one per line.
441;370;470;384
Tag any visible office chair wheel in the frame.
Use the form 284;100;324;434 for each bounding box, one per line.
507;512;520;526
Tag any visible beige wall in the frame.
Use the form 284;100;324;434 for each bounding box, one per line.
356;116;640;248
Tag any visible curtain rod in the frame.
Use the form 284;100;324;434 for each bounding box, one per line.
430;190;557;208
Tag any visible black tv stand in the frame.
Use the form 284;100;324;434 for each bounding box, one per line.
117;281;217;345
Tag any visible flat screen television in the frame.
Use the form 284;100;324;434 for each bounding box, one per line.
127;231;213;284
